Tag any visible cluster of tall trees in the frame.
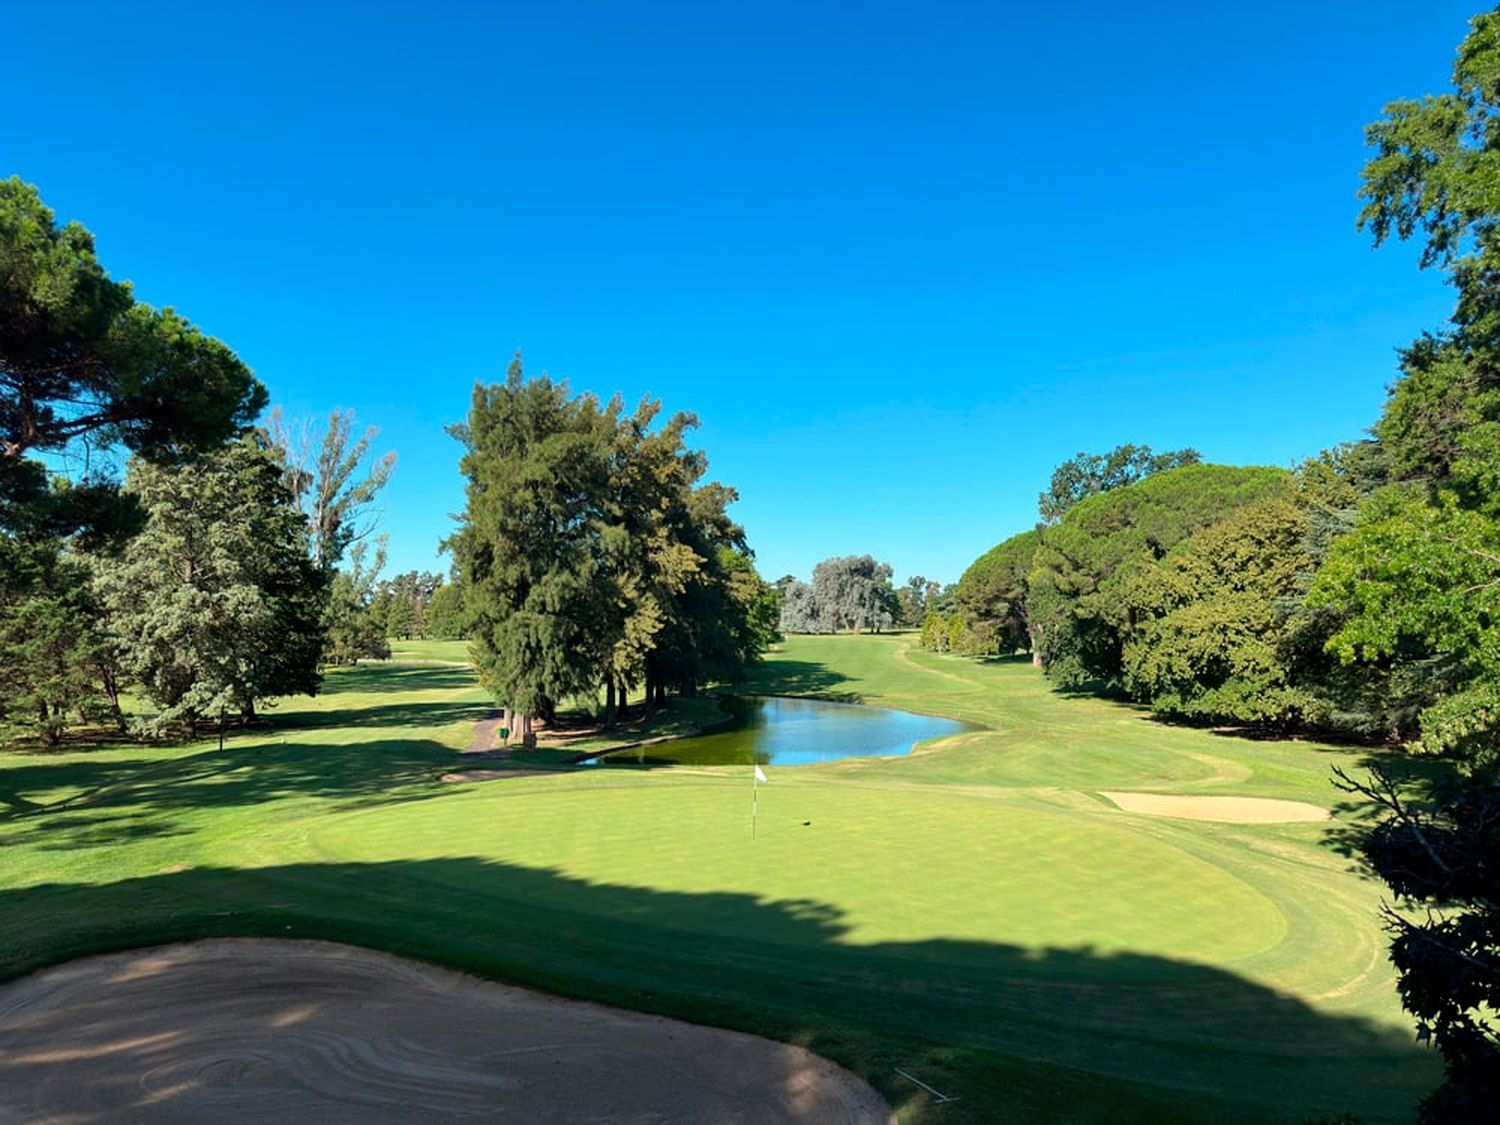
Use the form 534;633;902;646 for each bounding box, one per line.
946;15;1500;1115
0;178;399;743
447;356;777;740
775;555;903;634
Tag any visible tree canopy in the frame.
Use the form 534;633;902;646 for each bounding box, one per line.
448;355;771;730
954;529;1038;658
1027;463;1290;688
97;436;325;736
0;177;264;528
776;555;900;635
1037;444;1201;525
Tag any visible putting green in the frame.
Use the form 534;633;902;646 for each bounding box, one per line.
308;780;1285;960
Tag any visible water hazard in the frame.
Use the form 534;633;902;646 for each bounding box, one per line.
598;695;972;767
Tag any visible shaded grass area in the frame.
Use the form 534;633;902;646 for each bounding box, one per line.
0;857;1424;1125
0;636;1439;1122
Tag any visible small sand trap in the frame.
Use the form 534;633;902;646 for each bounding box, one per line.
0;940;893;1124
440;768;535;783
1100;791;1331;824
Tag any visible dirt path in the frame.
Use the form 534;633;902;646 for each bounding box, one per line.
0;940;894;1124
465;710;505;754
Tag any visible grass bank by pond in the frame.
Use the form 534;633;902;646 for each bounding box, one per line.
0;635;1436;1123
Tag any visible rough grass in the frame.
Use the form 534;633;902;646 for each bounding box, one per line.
0;636;1438;1123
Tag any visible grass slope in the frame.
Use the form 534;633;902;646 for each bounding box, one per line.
0;636;1436;1123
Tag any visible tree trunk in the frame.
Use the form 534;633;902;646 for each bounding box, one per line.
38;702;59;747
102;671;126;733
604;679;616;725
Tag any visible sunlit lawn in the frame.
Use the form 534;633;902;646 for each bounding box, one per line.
0;635;1437;1123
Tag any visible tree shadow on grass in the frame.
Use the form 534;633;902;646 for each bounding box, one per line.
270;699;486;733
319;664;478;695
729;659;858;702
0;738;462;850
0;857;1436;1125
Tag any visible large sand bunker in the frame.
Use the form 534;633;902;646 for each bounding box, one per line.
0;940;893;1124
1100;791;1331;824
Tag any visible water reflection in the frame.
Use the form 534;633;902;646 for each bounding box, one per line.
599;696;971;767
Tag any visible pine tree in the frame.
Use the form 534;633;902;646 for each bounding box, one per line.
98;435;325;736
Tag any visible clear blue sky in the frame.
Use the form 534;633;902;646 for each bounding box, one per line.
3;1;1478;584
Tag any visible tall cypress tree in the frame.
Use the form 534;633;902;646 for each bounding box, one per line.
447;355;617;732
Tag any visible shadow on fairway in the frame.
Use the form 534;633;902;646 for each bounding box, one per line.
0;858;1436;1125
0;738;461;850
731;659;859;702
319;663;478;695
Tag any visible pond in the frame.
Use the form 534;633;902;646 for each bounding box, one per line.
595;695;973;767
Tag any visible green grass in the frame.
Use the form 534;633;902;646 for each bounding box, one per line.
0;636;1437;1122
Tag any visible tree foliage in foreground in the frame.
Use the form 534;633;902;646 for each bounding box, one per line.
1334;766;1500;1124
1313;13;1500;1119
0;177;264;529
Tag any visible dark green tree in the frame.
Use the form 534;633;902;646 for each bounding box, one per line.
1334;766;1500;1124
447;355;618;733
953;529;1039;659
449;356;768;731
0;537;116;745
425;581;468;640
1121;495;1316;725
896;575;941;629
1;177;264;525
98;436;325;736
1028;464;1289;688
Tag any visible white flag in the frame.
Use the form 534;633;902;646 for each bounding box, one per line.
754;765;768;783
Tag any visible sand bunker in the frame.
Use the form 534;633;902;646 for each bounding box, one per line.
440;768;535;783
1100;791;1331;824
0;940;893;1124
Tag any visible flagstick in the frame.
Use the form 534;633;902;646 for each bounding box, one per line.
752;765;759;840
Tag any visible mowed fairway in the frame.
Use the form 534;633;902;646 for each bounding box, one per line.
0;636;1437;1122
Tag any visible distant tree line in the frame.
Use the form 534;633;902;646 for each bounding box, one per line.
775;555;905;634
447;355;778;741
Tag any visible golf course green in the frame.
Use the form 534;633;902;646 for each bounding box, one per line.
0;635;1438;1123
